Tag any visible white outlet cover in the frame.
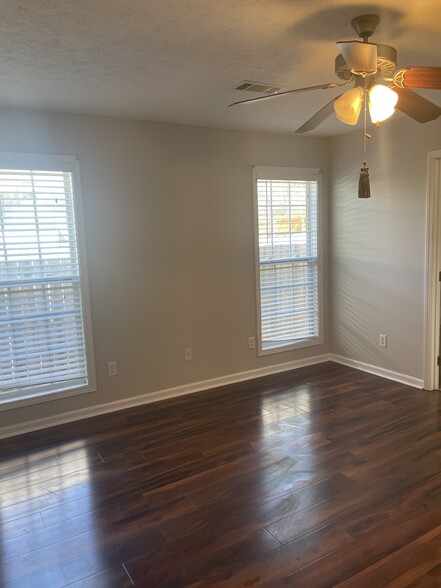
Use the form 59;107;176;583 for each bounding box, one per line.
107;361;117;376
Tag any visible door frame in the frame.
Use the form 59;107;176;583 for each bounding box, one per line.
423;150;441;390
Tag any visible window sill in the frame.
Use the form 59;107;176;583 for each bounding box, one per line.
0;384;96;412
258;335;324;356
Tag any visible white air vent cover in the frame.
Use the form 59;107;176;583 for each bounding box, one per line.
235;81;282;94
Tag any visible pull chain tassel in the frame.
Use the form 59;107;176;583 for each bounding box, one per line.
358;163;371;198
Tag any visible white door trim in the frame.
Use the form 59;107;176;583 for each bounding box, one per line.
423;150;441;390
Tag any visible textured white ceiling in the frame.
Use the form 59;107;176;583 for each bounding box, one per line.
0;0;440;136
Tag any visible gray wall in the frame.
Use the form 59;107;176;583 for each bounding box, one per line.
0;108;330;430
330;115;441;379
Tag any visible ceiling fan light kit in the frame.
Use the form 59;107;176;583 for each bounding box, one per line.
335;83;399;126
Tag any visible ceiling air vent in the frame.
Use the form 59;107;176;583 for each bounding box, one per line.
235;81;282;94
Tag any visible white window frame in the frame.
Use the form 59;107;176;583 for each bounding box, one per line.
0;152;96;410
253;166;324;356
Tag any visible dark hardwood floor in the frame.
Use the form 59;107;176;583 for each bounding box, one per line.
2;361;441;587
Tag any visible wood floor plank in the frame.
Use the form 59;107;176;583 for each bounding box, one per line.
2;495;150;561
2;517;165;583
158;472;356;544
0;454;100;497
266;454;441;545
0;454;59;480
144;451;292;509
0;479;96;523
176;522;352;588
405;576;441;588
39;489;141;526
125;527;280;586
0;512;45;540
185;455;308;508
3;563;134;588
333;524;441;588
274;507;441;587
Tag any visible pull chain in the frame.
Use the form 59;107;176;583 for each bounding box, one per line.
358;78;371;198
363;83;367;167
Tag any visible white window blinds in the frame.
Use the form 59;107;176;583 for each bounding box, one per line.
254;167;321;353
0;158;94;404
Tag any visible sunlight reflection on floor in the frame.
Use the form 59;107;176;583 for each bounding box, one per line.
0;441;105;585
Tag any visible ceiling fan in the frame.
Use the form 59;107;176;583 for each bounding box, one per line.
229;14;441;133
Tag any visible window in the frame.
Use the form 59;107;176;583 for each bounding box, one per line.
253;166;322;355
0;154;95;408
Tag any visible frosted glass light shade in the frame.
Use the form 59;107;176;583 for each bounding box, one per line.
369;84;398;123
334;87;364;125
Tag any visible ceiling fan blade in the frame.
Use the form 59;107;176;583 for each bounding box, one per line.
336;41;377;74
395;87;441;123
393;67;441;90
295;96;339;134
228;81;349;107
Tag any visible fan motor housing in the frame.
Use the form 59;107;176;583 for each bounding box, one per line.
335;44;397;80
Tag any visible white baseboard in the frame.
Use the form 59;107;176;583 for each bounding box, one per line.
3;353;423;441
330;354;424;389
0;353;333;440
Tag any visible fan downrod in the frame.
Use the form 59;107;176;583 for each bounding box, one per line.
351;14;380;41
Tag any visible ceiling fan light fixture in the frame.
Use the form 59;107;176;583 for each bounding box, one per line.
368;84;398;123
230;14;441;134
334;87;364;125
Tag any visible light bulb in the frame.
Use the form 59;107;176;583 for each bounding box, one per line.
334;87;364;125
369;84;398;123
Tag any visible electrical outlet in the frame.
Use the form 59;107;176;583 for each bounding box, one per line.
185;347;192;361
379;334;387;348
107;361;117;376
248;336;256;349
